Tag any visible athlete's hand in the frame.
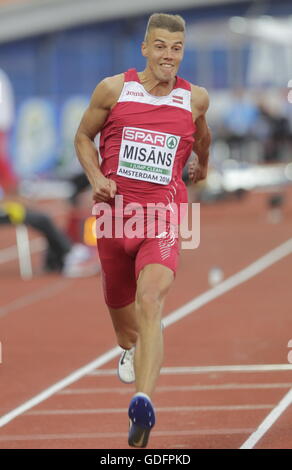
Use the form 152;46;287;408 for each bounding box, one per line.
188;156;208;183
92;174;117;203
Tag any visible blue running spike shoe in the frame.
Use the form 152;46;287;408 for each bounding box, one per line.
128;393;156;448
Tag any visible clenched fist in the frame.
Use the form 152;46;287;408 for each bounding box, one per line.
92;174;117;203
188;156;208;184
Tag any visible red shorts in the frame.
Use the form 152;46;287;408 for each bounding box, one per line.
97;221;179;309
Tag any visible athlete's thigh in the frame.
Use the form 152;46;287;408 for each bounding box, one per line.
136;262;175;302
135;227;179;286
97;237;136;309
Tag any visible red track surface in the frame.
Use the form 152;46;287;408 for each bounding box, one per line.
0;188;292;449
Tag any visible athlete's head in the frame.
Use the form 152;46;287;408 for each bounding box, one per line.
142;13;186;83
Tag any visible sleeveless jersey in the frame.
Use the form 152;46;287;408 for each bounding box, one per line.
99;68;195;210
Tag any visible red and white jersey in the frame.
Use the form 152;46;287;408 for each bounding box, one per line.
99;68;195;209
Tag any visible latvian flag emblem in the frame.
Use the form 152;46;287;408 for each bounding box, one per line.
172;95;183;104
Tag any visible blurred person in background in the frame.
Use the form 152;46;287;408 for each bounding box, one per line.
0;65;98;278
0;151;98;277
222;88;259;162
255;93;291;163
75;12;210;447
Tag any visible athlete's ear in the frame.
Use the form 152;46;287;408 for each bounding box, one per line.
141;41;148;58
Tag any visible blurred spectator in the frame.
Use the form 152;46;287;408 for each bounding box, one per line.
0;157;99;277
224;89;259;137
213;87;292;165
222;88;259;161
254;93;291;163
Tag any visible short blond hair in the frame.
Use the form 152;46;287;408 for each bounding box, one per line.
144;13;186;41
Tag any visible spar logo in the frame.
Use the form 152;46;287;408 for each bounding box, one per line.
123;127;177;148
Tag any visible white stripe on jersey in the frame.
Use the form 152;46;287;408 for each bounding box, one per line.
118;81;192;112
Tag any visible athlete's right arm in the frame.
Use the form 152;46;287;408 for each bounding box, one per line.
74;75;123;202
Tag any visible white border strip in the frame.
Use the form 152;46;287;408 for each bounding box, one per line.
0;0;249;44
26;404;273;415
57;383;292;395
0;427;255;442
89;364;292;376
240;387;292;449
0;237;291;429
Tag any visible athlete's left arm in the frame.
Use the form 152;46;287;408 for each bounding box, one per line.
189;86;211;183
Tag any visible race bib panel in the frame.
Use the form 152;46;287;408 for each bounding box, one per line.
117;127;180;185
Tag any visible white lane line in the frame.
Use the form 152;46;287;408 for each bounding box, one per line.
0;237;291;429
25;404;273;415
0;347;121;428
0;238;44;264
240;387;292;449
163;238;292;329
59;383;292;395
0;428;255;442
89;364;292;376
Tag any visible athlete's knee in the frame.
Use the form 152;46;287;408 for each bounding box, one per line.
136;286;162;317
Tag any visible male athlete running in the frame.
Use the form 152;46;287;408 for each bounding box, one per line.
75;13;211;448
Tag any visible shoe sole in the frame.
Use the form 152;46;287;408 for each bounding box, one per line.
128;395;155;448
128;421;151;448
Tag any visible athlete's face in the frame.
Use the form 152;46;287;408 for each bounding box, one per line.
142;28;185;83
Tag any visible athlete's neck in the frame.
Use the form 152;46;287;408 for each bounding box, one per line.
138;70;176;97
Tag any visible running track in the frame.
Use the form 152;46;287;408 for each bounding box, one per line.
0;188;292;449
